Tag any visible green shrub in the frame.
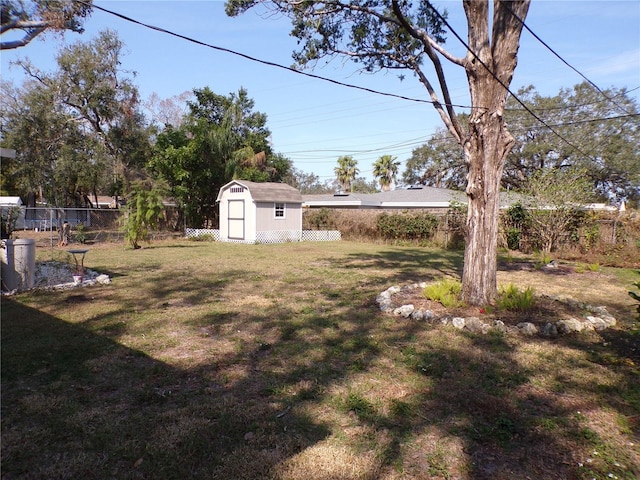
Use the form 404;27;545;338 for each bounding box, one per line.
534;251;552;269
497;284;536;311
575;262;601;273
304;208;336;230
505;227;521;251
445;201;466;250
423;278;463;308
376;211;438;241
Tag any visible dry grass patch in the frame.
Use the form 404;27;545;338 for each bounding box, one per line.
2;240;638;479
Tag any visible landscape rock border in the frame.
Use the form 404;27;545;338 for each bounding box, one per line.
1;261;111;296
376;282;617;337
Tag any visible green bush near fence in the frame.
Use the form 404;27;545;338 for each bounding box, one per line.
376;211;439;241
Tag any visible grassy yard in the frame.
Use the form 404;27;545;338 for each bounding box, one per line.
2;240;639;479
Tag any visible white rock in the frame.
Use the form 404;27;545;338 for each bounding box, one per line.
557;318;584;333
451;317;466;329
493;320;507;333
378;300;394;312
586;316;608;331
393;304;415;318
465;317;489;334
588;306;609;316
517;322;538;336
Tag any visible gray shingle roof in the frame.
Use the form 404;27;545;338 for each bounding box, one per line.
302;187;532;209
302;186;466;208
218;181;303;203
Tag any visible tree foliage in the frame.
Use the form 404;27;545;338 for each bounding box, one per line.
334;155;359;192
149;87;291;227
1;0;93;50
1;30;151;206
283;167;333;194
373;154;400;191
402;127;466;189
403;83;640;207
504;83;640;206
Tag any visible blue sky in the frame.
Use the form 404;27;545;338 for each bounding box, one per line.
2;0;639;184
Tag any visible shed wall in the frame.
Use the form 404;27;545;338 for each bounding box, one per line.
255;202;302;231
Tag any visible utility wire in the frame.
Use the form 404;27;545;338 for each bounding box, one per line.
425;0;599;163
77;0;473;110
78;0;636;166
502;1;636;116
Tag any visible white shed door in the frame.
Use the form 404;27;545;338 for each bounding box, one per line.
228;199;245;240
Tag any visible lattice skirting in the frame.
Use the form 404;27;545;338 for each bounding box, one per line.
185;229;341;244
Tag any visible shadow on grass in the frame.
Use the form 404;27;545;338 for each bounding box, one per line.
339;247;464;286
1;298;330;479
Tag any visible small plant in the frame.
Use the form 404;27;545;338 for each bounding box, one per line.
534;251;552;269
74;223;87;244
122;181;167;249
342;392;376;421
497;283;536;311
423;278;463;308
576;262;601;273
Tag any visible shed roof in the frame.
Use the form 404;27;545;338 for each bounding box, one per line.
217;180;303;203
0;196;23;206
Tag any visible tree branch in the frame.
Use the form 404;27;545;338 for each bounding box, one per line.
392;1;464;141
1;26;47;50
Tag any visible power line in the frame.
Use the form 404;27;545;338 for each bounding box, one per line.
77;0;637;178
425;0;600;164
502;1;636;116
76;0;474;110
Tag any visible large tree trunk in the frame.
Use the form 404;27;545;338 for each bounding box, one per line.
462;113;512;305
460;0;528;305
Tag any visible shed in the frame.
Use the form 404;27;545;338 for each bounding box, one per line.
216;180;303;243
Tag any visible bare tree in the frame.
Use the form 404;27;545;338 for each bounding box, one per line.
227;0;530;304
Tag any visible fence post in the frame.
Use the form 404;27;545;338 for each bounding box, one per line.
49;208;54;248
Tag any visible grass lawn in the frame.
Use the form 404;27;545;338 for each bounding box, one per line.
2;239;639;479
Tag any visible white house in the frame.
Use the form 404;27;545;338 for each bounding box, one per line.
216;180;303;244
302;186;526;211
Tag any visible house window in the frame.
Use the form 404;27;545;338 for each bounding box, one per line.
274;203;285;218
230;186;244;193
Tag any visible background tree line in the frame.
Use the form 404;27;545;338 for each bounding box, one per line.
2;30;638;233
0;30;293;229
402;83;640;208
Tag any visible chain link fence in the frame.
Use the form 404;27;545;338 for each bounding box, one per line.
11;207;183;246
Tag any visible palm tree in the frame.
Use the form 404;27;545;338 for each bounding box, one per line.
334;155;359;192
373;155;400;192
